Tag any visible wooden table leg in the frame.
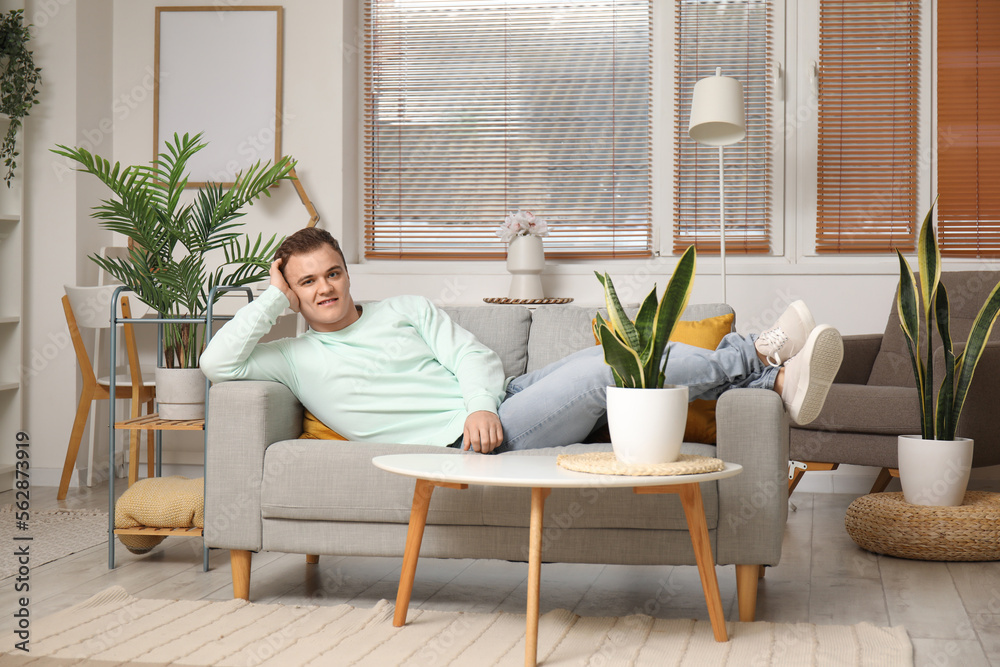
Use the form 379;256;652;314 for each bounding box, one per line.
677;483;728;641
394;478;435;627
526;487;551;667
394;479;468;628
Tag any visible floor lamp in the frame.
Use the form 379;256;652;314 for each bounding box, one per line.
688;68;746;304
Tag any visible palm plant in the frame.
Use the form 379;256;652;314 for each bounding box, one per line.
594;246;697;388
896;200;1000;441
52;132;295;368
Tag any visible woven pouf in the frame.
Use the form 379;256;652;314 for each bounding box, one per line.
845;491;1000;561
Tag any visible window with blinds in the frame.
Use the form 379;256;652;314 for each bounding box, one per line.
363;0;652;260
674;0;773;255
814;0;920;254
937;0;1000;258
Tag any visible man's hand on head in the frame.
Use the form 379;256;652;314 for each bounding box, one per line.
270;258;300;312
463;410;503;454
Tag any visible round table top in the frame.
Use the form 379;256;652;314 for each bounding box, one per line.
372;453;742;489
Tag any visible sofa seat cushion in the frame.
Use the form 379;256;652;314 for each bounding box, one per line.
261;441;483;525
791;384;920;435
260;441;718;533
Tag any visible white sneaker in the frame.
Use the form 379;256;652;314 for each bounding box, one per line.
781;325;844;425
755;300;816;367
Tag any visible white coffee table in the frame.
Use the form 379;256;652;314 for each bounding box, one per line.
373;453;743;667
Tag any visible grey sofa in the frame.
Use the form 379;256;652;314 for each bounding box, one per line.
205;303;789;622
789;271;1000;493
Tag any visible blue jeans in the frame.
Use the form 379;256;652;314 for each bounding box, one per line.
494;333;778;452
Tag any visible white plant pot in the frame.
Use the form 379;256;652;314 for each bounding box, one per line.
897;435;974;506
155;367;206;420
506;234;545;300
607;385;688;465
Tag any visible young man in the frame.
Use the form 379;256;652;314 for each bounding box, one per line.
201;227;843;453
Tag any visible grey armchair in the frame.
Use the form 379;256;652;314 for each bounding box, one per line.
788;271;1000;494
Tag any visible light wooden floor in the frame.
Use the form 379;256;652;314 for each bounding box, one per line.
4;482;1000;666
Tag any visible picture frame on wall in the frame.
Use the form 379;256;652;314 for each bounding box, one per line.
154;6;283;187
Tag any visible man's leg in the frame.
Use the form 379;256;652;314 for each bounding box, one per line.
497;346;613;452
497;336;778;451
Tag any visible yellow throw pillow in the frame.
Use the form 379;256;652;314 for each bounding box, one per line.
592;313;735;444
301;409;348;440
114;475;204;554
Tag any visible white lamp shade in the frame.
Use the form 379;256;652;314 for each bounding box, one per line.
688;72;746;146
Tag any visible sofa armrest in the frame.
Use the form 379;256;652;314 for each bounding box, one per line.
713;388;789;566
835;333;883;384
204;380;304;552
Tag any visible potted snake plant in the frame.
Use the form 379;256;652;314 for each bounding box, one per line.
895;200;1000;505
52;132;294;418
594;245;697;464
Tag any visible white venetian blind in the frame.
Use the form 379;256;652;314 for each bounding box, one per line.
364;0;652;260
814;0;920;254
674;0;773;255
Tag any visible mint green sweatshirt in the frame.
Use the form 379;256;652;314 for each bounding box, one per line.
200;286;506;446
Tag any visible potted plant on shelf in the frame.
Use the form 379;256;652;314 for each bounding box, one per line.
52;132;295;419
0;8;42;187
895;200;1000;506
594;245;697;464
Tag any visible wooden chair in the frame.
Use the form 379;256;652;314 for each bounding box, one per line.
58;285;156;500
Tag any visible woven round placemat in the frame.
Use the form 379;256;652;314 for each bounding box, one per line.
845;491;1000;562
483;297;574;305
557;451;724;476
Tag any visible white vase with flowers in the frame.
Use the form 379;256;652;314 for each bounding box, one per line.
497;209;549;300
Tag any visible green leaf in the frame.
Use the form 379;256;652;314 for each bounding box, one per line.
934;284;954;440
895;249;930;436
596;322;644;388
951;281;1000;432
595;272;640;351
643;245;696;387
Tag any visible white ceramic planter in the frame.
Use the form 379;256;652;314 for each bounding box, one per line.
155;367;206;420
606;385;688;465
897;435;974;506
506;234;545;300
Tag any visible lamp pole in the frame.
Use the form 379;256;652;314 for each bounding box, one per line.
718;145;726;304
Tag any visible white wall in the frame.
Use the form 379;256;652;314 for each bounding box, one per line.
18;0;1000;493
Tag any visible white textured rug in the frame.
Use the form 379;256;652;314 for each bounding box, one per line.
0;586;911;666
0;506;107;580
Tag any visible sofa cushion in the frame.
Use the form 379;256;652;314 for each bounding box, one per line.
791;384;920;435
442;304;531;378
260;440;718;532
261;441;485;525
869;271;1000;387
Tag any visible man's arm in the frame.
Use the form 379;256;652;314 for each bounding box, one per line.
199;261;299;385
406;296;507;452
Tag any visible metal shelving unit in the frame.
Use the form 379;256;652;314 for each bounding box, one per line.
106;285;253;569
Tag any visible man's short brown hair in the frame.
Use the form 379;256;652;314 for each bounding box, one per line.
274;227;346;273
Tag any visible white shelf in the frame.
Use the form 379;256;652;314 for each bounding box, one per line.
0;382;19;392
0;214;18;223
0;316;19;325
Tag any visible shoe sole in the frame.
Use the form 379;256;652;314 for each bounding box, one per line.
787;325;844;425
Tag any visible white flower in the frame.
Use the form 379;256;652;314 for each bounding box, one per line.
496;208;548;242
